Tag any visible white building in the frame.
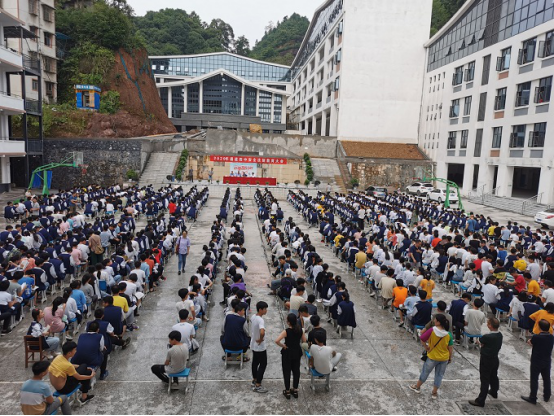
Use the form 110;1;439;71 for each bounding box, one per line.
0;8;26;192
4;0;57;103
151;52;291;133
289;0;432;143
420;0;554;205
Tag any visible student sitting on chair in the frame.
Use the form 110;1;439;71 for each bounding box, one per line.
151;331;189;388
20;361;71;415
309;333;342;374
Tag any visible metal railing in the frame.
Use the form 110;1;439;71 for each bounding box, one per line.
468;184;486;200
481;186;501;205
23;54;40;72
25;98;41;114
521;193;546;215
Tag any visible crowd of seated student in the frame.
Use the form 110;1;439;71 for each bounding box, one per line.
11;184;210;411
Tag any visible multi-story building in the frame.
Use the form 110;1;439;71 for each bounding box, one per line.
0;8;28;191
151;52;291;133
420;0;554;204
4;0;56;103
288;0;432;143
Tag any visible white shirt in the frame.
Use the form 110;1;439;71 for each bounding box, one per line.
250;315;266;352
171;322;195;350
481;261;493;278
527;263;541;281
483;283;500;305
543;287;554;305
310;344;334;375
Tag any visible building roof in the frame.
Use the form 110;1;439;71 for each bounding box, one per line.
157;68;291;96
341;141;428;161
425;0;476;48
149;51;290;69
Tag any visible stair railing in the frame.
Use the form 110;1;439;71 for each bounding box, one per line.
521;192;544;215
481;186;501;205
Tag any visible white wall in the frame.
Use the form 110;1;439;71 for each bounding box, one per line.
337;0;432;144
421;18;554;204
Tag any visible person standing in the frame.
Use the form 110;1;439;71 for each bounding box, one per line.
409;314;453;399
521;320;553;405
251;301;268;393
88;231;104;266
275;313;306;400
469;317;503;407
175;231;191;276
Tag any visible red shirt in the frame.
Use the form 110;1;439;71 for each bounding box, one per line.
431;237;441;248
168;203;176;214
145;258;154;273
514;274;526;293
473;258;483;271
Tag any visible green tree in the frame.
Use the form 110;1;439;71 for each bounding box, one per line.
234;35;250;56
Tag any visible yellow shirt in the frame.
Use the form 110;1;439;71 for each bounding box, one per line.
527;280;541;297
420;279;435;300
113;295;129;313
529;310;554;334
49;355;76;379
334;234;343;248
355;251;367;269
514;259;527;272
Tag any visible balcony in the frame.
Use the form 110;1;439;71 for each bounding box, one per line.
452;72;463;86
0;43;22;70
22;54;40;73
0;139;26;156
25;98;41;115
528;131;545;148
534;87;551;104
0;91;24;114
538;39;554;58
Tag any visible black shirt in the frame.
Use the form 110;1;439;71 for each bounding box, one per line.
480;331;503;358
531;332;554;364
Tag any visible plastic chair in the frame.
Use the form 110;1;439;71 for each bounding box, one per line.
462;332;482;350
98;280;108;293
507;316;519;332
167;368;191;394
495;308;508;322
53;383;81;408
309;367;331;392
224;349;244;370
337;325;354;339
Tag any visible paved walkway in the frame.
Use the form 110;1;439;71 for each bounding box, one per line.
0;190;552;414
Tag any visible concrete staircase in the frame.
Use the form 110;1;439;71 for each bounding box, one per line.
139;152;180;186
311;158;341;184
336;159;352;192
469;194;550;217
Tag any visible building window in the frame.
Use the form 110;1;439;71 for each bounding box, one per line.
449;99;460;118
477;92;487;121
481;55;491;86
460;130;468;149
510;125;526;148
539;30;554;58
464;61;475;82
452;66;463;85
474;129;483;157
44;32;53;48
518;37;537;65
496;47;511;71
30;26;38;41
447;131;457;149
492;127;502;148
29;0;38;15
463;96;472;116
32;79;38;91
45;81;54;97
42;5;54;22
494;87;507;110
528;122;547;147
515;82;531;107
535;76;552;103
43;57;55;73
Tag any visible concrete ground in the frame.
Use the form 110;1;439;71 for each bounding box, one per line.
0;189;552;415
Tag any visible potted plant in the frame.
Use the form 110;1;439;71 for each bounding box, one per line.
314;180;321;188
294;180;301;188
304;179;310;187
256;181;260;185
216;179;220;185
265;181;270;186
350;178;359;189
225;180;230;184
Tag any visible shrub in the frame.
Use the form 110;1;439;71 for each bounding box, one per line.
126;169;139;181
294;180;301;185
99;90;120;114
174;149;189;180
304;179;310;186
350;178;359;188
303;153;310;161
314;180;321;187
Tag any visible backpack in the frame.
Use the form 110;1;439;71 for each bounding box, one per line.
279;278;294;299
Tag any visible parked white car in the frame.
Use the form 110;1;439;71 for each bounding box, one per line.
427;188;459;204
405;182;434;196
535;209;554;229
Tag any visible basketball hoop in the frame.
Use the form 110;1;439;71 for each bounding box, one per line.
71;151;84;168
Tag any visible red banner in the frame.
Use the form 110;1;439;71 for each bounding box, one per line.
223;177;277;186
210;155;287;165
